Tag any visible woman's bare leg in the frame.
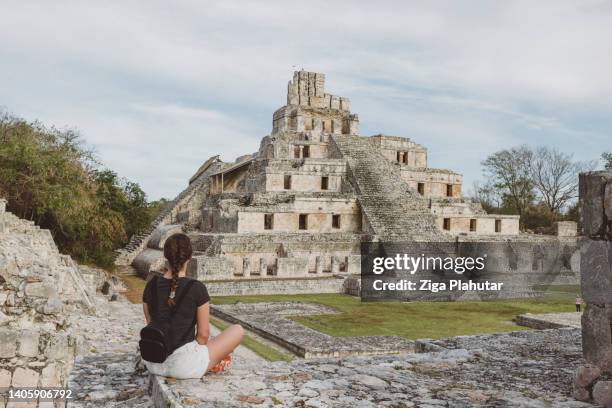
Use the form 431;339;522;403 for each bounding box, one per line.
206;324;244;370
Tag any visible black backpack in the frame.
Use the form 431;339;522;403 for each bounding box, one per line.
139;276;196;363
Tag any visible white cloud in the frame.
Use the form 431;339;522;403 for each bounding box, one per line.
1;0;611;199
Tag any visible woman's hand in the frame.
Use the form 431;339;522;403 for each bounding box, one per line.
143;303;151;324
196;302;210;345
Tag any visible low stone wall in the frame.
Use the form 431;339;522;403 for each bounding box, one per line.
204;275;347;296
212;302;415;358
514;312;581;330
574;171;612;406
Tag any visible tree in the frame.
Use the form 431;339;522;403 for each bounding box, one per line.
603;152;612;170
481;145;534;224
0;110;159;268
530;147;593;217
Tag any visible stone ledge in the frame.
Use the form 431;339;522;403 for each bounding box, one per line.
149;374;182;408
212;302;415;359
515;312;582;330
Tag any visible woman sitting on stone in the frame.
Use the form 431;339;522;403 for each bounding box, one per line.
142;233;244;379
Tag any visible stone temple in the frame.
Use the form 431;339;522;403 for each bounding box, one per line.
116;71;578;295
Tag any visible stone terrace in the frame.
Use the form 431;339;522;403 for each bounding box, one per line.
157;327;593;408
211;302;415;358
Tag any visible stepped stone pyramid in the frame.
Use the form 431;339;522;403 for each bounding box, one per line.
117;71;533;296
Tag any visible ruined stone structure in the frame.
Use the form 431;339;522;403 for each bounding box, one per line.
116;71;577;296
0;197;82;402
0;198;122;405
574;171;612;406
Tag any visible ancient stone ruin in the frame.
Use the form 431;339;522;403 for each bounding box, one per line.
115;71;579;296
0;198;123;405
574;171;612;406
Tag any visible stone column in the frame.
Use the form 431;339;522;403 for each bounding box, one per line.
332;119;342;134
574;171;612;406
331;256;340;274
242;257;251;277
259;258;267;276
315;256;324;274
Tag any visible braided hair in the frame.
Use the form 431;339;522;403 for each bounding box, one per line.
163;233;193;307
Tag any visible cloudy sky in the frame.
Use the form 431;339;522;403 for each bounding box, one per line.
2;1;611;200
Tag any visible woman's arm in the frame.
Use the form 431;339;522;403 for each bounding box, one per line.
143;303;151;324
195;302;210;345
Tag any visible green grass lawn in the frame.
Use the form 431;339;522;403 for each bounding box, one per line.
213;286;578;340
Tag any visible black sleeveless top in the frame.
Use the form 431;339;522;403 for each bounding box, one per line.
143;276;210;351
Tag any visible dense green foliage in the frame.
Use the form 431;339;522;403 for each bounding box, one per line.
0;112;165;267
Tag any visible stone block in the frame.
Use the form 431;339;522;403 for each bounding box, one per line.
0;368;11;387
40;298;63;315
593;380;612;407
0;328;18;358
555;221;577;237
580;171;612;237
0;259;19;282
573;383;590;402
0;310;9;326
582;303;612;371
11;367;39;387
574;364;601;388
277;258;308;277
580;239;612;303
41;363;62;387
18;330;40;357
44;332;70;361
24;282;56;298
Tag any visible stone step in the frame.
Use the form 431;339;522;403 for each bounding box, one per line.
115;265;139;276
330;135;446;242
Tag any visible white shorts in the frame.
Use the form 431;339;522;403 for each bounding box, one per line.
145;340;210;379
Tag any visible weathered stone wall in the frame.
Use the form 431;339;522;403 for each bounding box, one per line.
400;167;463;198
261;159;347;193
203;275;347;296
369;135;427;167
555;221;578;237
574;171;612;406
236;197;361;234
0;202;113;405
434;214;520;235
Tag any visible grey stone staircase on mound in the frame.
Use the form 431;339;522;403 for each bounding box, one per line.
330;134;447;242
113;158;221;266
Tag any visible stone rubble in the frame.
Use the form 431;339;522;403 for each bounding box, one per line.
0;198;91;406
66;297;151;407
0;198;132;407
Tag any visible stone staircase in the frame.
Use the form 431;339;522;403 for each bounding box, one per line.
113;156;221;266
330;135;446;241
